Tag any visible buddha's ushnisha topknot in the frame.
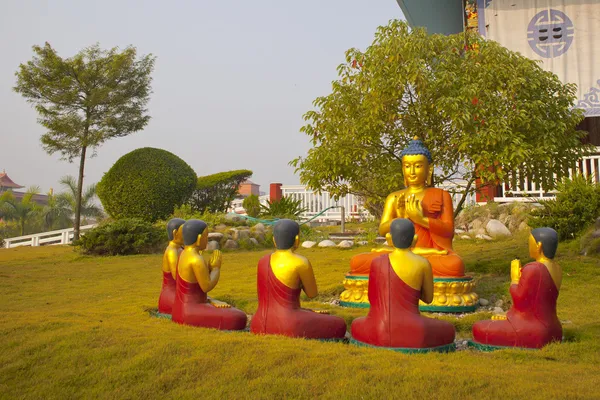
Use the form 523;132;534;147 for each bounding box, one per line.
399;137;432;163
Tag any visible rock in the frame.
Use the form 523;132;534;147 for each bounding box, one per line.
499;213;509;225
486;219;512;238
337;240;354;248
215;224;227;231
460;235;471;240
479;298;489;306
253;223;266;232
317;240;336;248
208;232;224;241
475;233;493;241
357;241;369;246
223;239;239;249
455;228;465;234
249;238;259;247
225;213;242;222
469;218;485;232
495;300;504;307
473;227;486;236
493;307;504;314
517;221;530;231
253;231;266;243
206;240;220;251
233;229;250;240
301;241;316;248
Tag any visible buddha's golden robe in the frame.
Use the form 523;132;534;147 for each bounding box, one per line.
351;188;465;277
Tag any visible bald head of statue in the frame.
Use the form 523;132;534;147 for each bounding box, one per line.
390;218;416;249
273;219;300;250
182;219;208;246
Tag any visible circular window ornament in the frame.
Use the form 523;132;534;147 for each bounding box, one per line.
527;9;574;58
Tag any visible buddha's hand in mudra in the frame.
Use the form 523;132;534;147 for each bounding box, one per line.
209;250;222;270
405;194;426;226
395;193;406;218
492;314;507;321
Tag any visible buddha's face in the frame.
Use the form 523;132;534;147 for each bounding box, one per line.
528;233;543;259
402;154;430;187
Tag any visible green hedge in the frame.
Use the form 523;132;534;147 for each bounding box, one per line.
189;169;252;213
97;147;197;222
74;218;167;255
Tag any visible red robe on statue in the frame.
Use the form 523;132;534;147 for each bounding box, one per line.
171;277;247;331
250;254;347;339
472;262;562;348
351;254;455;348
158;272;176;314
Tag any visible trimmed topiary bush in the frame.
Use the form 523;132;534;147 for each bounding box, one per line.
189;169;253;213
74;218;167;255
97;147;197;222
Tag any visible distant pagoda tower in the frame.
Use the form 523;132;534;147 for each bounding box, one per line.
0;170;25;193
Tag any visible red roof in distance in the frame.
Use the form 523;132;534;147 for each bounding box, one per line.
0;171;25;189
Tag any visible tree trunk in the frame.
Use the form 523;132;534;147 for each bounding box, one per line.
73;146;87;241
453;177;475;219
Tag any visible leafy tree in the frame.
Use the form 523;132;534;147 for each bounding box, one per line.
242;194;261;217
97;147;197;223
260;196;308;219
0;187;42;236
44;175;103;230
189;170;253;213
14;43;155;239
291;20;591;217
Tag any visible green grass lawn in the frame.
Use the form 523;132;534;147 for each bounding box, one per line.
1;234;599;399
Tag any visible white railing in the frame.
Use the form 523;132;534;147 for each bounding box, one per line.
2;224;97;249
494;148;600;202
281;185;374;222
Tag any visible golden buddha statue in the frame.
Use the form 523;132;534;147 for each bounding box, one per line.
340;137;478;312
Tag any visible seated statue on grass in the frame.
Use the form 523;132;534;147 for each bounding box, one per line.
250;219;347;339
158;218;185;315
471;228;562;350
172;219;247;330
341;137;477;311
351;219;456;352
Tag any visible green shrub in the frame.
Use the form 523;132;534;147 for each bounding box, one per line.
529;175;600;240
170;205;247;228
260;196;308;219
242;194;261;217
0;236;4;248
97;148;196;222
189;170;253;213
74;218;167;255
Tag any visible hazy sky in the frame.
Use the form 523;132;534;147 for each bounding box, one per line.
0;1;403;194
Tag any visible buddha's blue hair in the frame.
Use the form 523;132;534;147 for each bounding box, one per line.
399;138;432;163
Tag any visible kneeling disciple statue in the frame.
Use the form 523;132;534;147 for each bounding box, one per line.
172;219;247;330
158;218;185;316
251;219;347;339
351;219;456;352
471;228;562;350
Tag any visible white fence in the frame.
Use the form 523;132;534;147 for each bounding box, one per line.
494;148;600;202
3;224;97;249
281;185;373;222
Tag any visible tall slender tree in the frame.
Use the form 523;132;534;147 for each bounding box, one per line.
14;43;155;239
